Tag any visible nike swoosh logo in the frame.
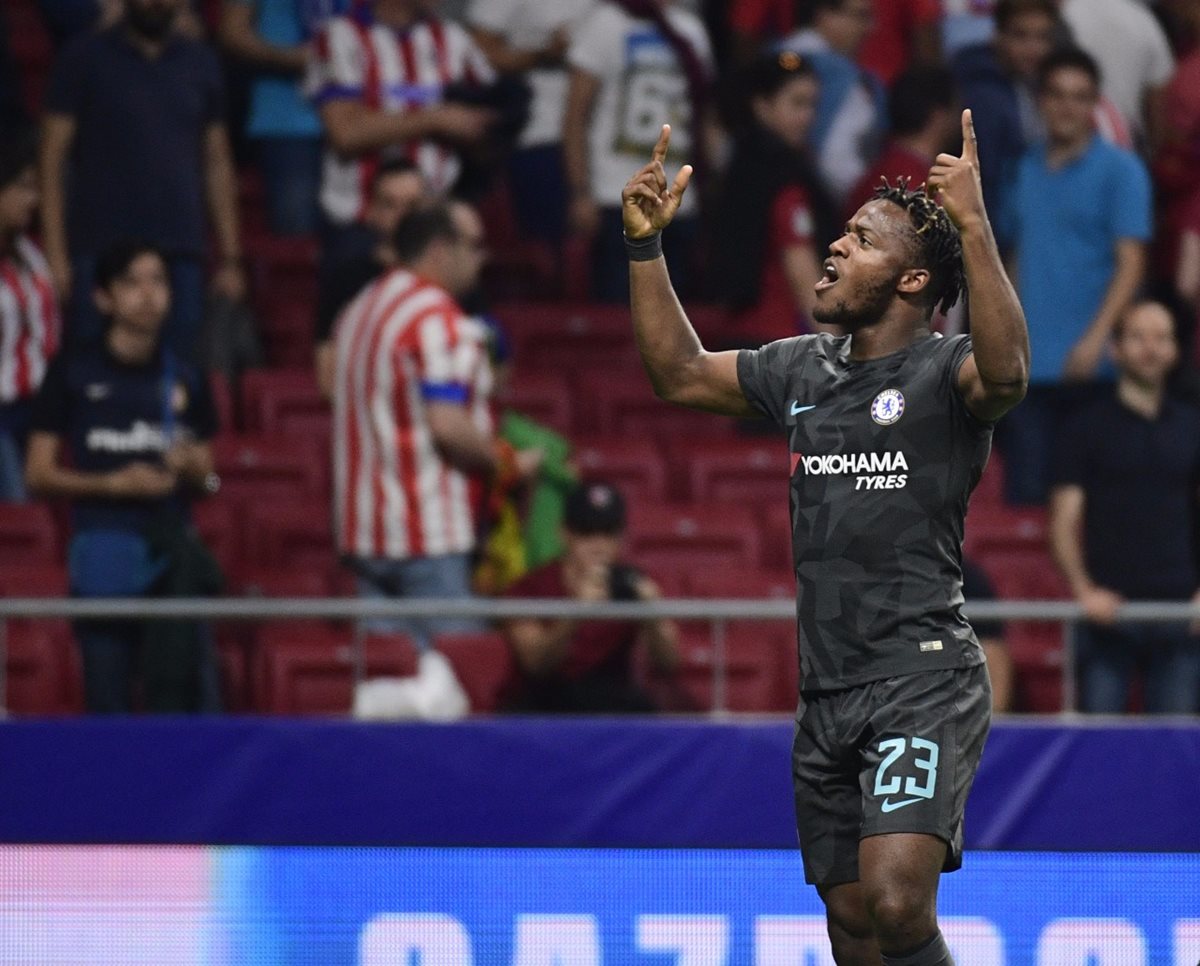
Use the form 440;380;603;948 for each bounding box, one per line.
880;797;924;813
790;403;816;416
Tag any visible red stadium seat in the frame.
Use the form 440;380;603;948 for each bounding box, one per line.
974;549;1067;713
241;500;334;575
240;367;329;437
687;568;795;599
0;502;60;566
573;438;669;504
626;503;763;581
758;502;794;572
680;439;791;503
254;623;418;714
212;434;328;504
434;632;515;713
576;374;737;440
964;504;1048;556
209;370;236;435
492;302;630;341
973;450;1005;507
0;564;68;598
4;620;81;715
649;623;793;713
191;499;241;575
234;567;331;599
498;304;640;376
497;373;574;436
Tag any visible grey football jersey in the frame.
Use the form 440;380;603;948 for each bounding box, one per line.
738;332;991;691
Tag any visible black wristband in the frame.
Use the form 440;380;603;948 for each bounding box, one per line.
624;230;663;262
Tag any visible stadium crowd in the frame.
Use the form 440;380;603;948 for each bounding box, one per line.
1;0;1199;717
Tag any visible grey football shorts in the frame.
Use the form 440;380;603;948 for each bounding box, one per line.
791;664;992;887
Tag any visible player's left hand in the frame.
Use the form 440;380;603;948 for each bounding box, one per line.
927;109;986;232
621;124;693;239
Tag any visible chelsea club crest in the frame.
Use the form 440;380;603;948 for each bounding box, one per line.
871;389;905;426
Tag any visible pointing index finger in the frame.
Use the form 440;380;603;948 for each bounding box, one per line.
962;109;978;163
652;124;671;165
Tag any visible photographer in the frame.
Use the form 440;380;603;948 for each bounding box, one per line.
502;481;678;713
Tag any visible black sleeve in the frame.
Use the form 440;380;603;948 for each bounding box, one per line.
736;336;811;427
185;370;219;441
28;354;71;435
961;557;1004;640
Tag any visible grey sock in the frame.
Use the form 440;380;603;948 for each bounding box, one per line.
881;931;954;966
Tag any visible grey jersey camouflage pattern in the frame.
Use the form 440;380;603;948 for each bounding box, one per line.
738;332;991;691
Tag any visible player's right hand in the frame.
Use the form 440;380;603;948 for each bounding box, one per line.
621;124;692;239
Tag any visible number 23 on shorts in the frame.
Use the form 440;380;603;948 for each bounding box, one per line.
873;736;940;812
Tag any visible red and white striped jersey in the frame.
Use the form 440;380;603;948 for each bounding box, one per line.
0;236;60;405
306;13;495;224
333;268;492;560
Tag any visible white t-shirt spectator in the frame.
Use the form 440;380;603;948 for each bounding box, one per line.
306;14;495;224
568;2;712;215
1062;0;1173;139
466;0;596;149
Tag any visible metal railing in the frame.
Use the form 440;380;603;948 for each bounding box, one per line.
3;597;1197;715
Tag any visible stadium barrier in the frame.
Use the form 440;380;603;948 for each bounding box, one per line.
3;595;1200;715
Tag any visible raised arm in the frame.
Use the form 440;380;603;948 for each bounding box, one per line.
622;125;756;417
928;110;1029;423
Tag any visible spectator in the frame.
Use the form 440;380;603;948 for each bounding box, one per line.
857;0;942;87
710;52;838;344
25;242;222;714
314;160;428;396
304;0;497;266
0;129;60;502
778;0;883;202
220;0;353;236
332;199;538;646
962;556;1014;713
503;481;678;713
466;0;596;245
563;0;713;302
1048;301;1200;714
997;47;1152;505
951;0;1059;215
1061;0;1174;148
39;0;245;362
844;64;960;218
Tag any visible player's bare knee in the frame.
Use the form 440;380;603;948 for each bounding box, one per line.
863;885;937;946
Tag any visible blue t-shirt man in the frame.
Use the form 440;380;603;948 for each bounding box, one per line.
1001;134;1152;384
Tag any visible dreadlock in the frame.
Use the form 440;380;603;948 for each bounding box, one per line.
871;177;965;316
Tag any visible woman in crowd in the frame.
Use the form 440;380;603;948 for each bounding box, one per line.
710;51;839;346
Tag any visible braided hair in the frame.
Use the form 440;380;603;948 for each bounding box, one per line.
872;178;966;316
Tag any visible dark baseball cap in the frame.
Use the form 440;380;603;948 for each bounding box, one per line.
564;481;627;535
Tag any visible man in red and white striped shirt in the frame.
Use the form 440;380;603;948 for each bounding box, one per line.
0;131;60;501
334;198;535;644
306;0;497;230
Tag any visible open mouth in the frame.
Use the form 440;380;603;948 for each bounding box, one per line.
815;259;840;292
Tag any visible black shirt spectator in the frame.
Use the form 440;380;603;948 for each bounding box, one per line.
26;243;221;715
30;338;217;534
40;0;245;360
1053;395;1200;601
45;26;223;263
